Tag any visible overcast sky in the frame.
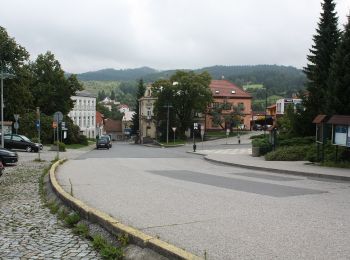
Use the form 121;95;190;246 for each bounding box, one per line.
1;0;349;73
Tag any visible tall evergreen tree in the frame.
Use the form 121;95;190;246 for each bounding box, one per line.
110;89;116;100
131;79;146;134
303;0;340;116
326;16;350;114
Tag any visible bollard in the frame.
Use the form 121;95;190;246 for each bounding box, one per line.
193;144;197;152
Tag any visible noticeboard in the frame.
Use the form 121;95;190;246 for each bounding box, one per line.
333;125;348;147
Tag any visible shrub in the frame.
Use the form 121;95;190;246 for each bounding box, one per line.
278;136;315;147
78;135;88;146
252;137;269;147
265;145;310;161
53;141;66;151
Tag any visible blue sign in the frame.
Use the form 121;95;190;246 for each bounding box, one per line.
36;120;40;129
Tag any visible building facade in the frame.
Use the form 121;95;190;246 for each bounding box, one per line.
276;98;302;116
205;80;252;130
139;85;157;143
68;91;96;138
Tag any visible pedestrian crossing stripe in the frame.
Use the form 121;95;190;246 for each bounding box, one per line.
197;148;251;155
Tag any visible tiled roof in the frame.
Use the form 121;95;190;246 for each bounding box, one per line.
104;119;122;132
210;80;251;98
312;115;328;124
96;111;104;125
327;115;350;125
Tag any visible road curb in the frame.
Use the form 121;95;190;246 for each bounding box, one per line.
49;160;202;260
204;156;350;182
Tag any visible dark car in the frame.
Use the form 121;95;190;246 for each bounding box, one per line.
0;148;18;165
252;124;263;131
3;134;41;152
96;136;110;149
101;135;112;148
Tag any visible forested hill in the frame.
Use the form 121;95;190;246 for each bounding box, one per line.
76;65;306;96
77;67;158;81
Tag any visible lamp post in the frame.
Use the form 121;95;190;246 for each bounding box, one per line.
264;85;268;135
0;69;15;148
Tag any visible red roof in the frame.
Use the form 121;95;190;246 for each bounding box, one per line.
327;115;350;125
96;111;104;125
210;80;251;98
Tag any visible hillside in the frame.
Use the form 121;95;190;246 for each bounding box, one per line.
76;65;306;95
77;67;158;81
77;65;307;111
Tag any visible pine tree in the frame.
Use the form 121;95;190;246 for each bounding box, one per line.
326;16;350;114
131;79;146;134
303;0;340;116
110;89;116;100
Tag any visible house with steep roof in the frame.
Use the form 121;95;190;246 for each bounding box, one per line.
205;80;252;130
104;119;123;141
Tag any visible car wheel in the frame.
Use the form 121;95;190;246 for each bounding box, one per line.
26;146;32;152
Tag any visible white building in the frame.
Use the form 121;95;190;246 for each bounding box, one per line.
68;91;96;138
276;98;302;115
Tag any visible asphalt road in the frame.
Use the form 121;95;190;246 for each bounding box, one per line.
57;141;350;260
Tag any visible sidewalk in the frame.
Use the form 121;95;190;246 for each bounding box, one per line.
204;153;350;181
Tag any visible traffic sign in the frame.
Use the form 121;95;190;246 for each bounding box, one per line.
36;120;40;129
193;123;198;130
172;127;177;132
53;111;63;123
14;114;19;121
61;121;65;128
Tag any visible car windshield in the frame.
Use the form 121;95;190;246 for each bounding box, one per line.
20;135;31;142
99;137;108;141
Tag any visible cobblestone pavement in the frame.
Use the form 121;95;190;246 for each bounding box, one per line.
0;159;101;259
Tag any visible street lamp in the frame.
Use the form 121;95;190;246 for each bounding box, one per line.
0;69;15;148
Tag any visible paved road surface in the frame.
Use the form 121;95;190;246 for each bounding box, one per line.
57;141;350;259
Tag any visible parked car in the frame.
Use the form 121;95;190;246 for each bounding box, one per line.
96;136;110;149
3;134;42;152
252;124;263;131
101;135;112;148
0;147;18;165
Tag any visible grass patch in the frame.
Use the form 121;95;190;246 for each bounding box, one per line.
46;200;60;214
206;131;246;138
73;223;90;238
321;161;350;168
159;140;186;146
64;212;81;227
100;244;123;259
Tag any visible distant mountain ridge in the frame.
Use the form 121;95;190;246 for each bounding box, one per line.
77;66;158;81
75;65;306;95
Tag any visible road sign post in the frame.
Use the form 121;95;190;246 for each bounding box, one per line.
201;127;205;149
53;111;63;160
172;127;177;144
193;123;198;152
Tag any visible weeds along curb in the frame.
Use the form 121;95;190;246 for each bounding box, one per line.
49;160;202;260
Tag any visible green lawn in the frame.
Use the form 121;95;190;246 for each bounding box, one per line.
243;84;264;90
